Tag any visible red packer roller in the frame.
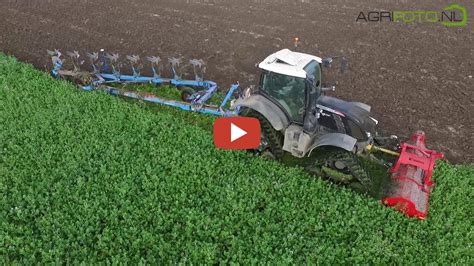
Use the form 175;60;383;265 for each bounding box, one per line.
383;131;444;219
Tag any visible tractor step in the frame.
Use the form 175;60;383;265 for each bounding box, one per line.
383;131;444;219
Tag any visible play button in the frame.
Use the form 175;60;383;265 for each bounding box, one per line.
213;117;261;150
230;123;247;142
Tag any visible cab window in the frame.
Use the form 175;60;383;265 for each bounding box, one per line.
261;72;306;123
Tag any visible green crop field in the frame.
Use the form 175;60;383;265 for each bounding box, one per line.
1;55;473;264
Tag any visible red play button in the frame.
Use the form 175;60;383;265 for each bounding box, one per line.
213;117;260;150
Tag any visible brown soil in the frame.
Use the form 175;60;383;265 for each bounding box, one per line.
1;0;472;163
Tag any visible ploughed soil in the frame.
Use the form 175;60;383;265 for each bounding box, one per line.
1;0;472;163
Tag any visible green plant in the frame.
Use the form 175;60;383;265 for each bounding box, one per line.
0;54;473;264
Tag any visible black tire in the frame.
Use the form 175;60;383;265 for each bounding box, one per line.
240;108;284;160
178;86;196;102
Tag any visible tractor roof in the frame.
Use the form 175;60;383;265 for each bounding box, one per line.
258;49;322;78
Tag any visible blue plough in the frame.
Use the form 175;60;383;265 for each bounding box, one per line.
48;49;241;116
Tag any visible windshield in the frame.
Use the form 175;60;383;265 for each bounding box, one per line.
304;60;321;88
261;72;306;123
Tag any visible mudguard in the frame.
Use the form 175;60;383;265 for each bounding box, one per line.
307;133;357;156
234;94;290;131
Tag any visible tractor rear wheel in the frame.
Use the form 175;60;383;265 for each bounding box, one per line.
240;108;284;160
306;147;373;194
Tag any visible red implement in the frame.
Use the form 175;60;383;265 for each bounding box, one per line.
383;131;444;219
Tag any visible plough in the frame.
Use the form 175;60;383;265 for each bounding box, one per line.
48;49;240;116
48;48;444;219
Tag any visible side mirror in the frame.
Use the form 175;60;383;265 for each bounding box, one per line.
322;57;333;67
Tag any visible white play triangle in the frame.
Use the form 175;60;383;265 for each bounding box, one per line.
230;123;247;142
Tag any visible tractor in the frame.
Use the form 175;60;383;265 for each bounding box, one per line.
235;49;387;194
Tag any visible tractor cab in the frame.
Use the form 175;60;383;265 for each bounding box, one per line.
257;49;323;125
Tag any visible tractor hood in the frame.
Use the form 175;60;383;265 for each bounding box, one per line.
316;96;377;134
